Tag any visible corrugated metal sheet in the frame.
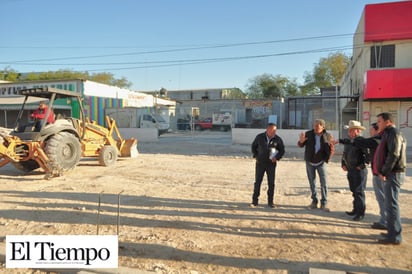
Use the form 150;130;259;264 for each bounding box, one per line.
0;96;44;104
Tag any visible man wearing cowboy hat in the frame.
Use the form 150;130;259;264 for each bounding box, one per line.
337;122;386;229
341;120;369;221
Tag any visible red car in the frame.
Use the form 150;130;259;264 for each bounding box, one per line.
194;117;213;130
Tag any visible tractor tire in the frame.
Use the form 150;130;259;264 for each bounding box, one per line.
98;145;118;166
45;132;81;173
12;160;40;173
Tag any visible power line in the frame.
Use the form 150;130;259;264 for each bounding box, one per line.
1;43;356;72
5;31;409;72
3;31;411;69
3;33;354;64
88;46;354;72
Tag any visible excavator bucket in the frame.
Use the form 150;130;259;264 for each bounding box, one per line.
105;116;138;158
118;138;138;158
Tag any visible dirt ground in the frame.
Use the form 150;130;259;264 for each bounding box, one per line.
0;131;411;274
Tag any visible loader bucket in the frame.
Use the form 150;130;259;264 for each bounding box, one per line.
118;138;138;158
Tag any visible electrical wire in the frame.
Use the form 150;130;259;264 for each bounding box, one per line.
2;33;354;63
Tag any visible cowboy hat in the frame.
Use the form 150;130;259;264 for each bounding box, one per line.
344;120;365;130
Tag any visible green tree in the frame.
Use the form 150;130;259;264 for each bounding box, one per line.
282;78;300;96
0;67;20;81
111;77;132;89
245;73;299;99
301;52;350;95
3;68;132;89
90;72;118;86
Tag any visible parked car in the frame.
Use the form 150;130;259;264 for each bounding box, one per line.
194;117;213;130
177;118;191;130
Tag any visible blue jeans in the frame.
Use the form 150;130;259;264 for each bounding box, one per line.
372;174;386;225
305;161;327;205
384;172;404;243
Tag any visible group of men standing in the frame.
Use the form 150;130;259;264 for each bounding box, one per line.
250;112;406;245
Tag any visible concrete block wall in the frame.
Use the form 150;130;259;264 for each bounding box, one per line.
118;128;158;142
232;128;339;146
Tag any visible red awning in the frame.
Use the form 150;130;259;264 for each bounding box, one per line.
364;69;412;100
364;1;412;42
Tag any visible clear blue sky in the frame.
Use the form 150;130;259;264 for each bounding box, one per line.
1;0;401;92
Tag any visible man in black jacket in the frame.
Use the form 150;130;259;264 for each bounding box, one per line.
338;123;386;229
298;119;334;211
374;112;406;245
250;123;285;208
341;120;369;221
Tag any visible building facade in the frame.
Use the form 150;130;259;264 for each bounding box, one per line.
164;88;245;101
161;88;279;130
340;1;412;143
0;79;175;128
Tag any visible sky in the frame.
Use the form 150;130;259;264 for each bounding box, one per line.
0;0;403;92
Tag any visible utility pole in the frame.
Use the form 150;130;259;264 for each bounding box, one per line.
335;84;339;132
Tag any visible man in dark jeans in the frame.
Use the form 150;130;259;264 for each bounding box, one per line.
341;120;369;221
250;123;285;208
337;123;386;229
374;112;406;245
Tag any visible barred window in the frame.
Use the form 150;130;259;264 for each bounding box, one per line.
370;44;395;68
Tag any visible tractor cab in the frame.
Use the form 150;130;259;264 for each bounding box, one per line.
12;87;84;142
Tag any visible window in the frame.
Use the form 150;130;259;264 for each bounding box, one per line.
370;44;395;68
143;114;152;121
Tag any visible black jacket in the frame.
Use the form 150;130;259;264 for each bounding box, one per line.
298;129;333;163
374;125;407;176
342;138;369;170
339;134;381;173
251;132;285;165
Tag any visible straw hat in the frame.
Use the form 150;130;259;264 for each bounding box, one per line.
344;120;365;130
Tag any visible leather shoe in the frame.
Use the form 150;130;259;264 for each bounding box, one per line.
307;202;317;209
320;205;330;212
371;222;387;230
346;210;356;216
378;238;401;245
353;215;364;221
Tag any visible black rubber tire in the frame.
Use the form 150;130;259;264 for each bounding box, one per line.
98;145;118;166
45;132;81;173
12;160;40;173
195;125;201;131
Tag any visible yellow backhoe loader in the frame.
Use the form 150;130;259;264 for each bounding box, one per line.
0;87;137;178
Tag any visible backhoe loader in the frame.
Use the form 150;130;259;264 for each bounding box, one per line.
0;87;137;178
